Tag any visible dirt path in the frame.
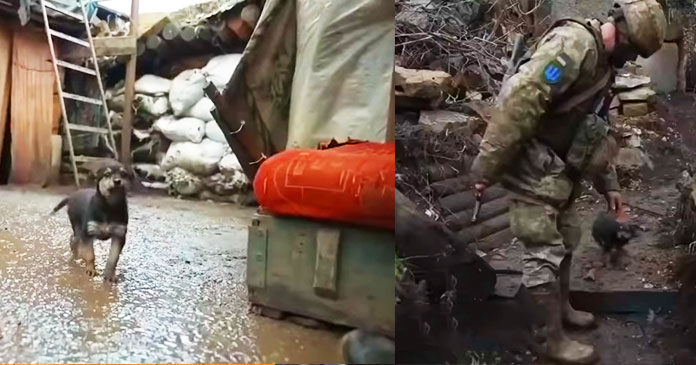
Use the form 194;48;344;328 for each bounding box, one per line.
0;187;342;363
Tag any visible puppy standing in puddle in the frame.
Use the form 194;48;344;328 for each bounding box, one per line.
51;160;132;282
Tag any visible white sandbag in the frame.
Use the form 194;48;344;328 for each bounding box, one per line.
135;74;172;95
153;116;206;143
161;138;231;176
218;153;242;174
166;167;204;196
183;97;214;121
169;69;207;115
133;163;166;182
205;120;226;143
202;54;242;89
135;94;170;116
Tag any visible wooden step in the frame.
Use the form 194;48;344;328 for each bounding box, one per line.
62;92;102;105
55;59;96;75
43;1;83;21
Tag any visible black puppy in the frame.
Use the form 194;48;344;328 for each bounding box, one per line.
592;212;641;267
52;160;131;282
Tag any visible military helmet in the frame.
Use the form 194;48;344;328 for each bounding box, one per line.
609;0;666;58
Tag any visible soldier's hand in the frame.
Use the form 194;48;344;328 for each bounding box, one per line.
474;183;488;193
606;191;622;212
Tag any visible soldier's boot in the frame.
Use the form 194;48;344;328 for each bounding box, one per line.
531;282;599;365
561;255;596;328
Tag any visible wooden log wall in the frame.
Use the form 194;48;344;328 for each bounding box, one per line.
425;152;512;252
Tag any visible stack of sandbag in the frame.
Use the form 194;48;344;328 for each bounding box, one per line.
105;53;250;203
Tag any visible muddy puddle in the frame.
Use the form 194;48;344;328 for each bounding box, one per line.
0;187;342;363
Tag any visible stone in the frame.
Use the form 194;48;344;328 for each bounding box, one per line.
609;95;621;109
395;10;429;29
622;102;649;117
166;167;204;196
616;147;653;170
394;66;452;101
613;74;651;90
418;110;472;133
625;133;642;148
617;86;656;102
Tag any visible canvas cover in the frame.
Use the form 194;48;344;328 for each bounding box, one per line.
222;0;393;154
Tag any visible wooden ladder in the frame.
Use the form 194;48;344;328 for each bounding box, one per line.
40;0;118;187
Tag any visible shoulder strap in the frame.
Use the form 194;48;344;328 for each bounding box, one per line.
554;69;613;114
543;18;611;115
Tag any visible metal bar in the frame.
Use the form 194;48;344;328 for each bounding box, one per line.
40;0;80;186
43;1;82;21
62;91;102;105
49;29;89;48
120;0;140;170
55;59;96;75
81;0;118;159
68;124;109;134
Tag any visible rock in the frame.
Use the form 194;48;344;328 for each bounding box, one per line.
583;268;596;281
395;10;429;29
613;74;651;90
609;95;621;109
166;167;204;196
616;147;653;170
418;110;472;133
622;102;649;117
625;133;642;148
204;171;250;196
617;86;656;102
394;66;452;101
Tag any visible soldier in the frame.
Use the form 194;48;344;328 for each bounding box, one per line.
471;0;666;363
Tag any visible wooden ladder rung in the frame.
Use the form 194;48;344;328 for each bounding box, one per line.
68;124;109;134
62;92;102;105
73;156;116;164
55;59;96;75
49;29;89;47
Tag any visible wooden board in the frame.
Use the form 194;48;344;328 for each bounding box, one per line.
10;29;54;185
60;36;136;59
0;23;11;167
247;213;394;335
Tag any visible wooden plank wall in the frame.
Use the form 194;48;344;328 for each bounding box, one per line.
0;23;12;166
10;28;55;185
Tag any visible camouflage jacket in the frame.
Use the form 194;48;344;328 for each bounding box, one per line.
471;19;621;208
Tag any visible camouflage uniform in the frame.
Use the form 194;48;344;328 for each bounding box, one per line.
471;19;620;288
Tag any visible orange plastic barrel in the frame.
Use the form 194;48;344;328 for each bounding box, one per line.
253;142;395;229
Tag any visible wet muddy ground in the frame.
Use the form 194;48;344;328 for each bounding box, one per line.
0;186;342;363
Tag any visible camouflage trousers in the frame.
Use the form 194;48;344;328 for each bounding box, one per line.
508;197;582;288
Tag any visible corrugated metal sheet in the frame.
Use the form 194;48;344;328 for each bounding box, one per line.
10;28;54;185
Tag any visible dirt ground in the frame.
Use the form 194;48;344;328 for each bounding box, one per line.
0;186;343;363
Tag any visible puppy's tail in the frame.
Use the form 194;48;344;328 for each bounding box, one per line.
51;197;69;215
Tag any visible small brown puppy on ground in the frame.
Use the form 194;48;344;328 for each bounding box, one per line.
592;211;641;268
51;160;132;282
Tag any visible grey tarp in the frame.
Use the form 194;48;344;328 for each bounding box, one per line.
221;0;393;156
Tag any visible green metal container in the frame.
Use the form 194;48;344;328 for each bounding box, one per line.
247;213;395;335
